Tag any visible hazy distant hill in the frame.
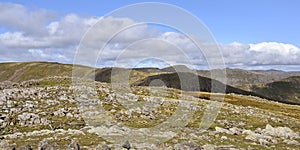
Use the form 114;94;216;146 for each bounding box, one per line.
158;65;300;87
132;67;162;73
196;68;300;86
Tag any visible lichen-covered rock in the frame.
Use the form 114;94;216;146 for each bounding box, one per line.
39;139;56;150
283;139;300;146
262;124;299;139
69;139;80;150
0;140;10;150
174;141;202;150
122;141;131;149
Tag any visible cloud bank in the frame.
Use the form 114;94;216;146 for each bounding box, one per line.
0;2;299;70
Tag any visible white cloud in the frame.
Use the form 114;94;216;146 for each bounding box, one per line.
0;2;299;70
0;13;101;49
27;48;72;62
0;3;55;35
0;2;160;64
221;42;300;66
249;42;299;56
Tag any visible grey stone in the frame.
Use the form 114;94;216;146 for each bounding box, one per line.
216;145;239;150
221;136;228;140
0;140;10;150
202;144;215;150
215;127;231;134
229;127;242;135
283;139;300;145
96;145;111;150
122;141;131;149
174;141;202;150
39;139;56;150
69;140;80;150
19;144;33;150
262;124;299;139
258;138;269;146
243;130;259;141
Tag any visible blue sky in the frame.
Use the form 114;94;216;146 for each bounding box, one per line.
5;0;299;46
0;0;299;70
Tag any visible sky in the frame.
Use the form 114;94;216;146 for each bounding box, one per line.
0;0;299;70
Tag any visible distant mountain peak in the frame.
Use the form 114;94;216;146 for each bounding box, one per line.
161;64;193;73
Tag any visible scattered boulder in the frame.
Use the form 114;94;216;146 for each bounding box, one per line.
258;138;269;146
229;127;242;135
0;140;10;150
122;141;131;149
39;139;56;150
69;140;80;150
202;144;215;150
221;136;228;140
174;141;202;150
96;145;111;150
215;145;239;150
215;126;243;135
283;139;300;146
18;113;41;126
19;144;33;150
215;127;231;134
262;124;299;139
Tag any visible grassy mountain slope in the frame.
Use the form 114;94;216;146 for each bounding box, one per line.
0;62;73;82
133;72;300;105
95;67;161;84
132;72;261;96
0;62;162;84
250;76;300;105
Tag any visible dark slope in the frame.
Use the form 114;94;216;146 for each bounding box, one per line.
94;67;155;83
201;68;268;86
251;76;300;105
132;72;300;105
132;72;262;96
95;68;125;83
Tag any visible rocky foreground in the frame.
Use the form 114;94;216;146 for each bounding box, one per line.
0;77;300;149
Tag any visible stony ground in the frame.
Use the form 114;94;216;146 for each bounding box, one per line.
0;77;299;149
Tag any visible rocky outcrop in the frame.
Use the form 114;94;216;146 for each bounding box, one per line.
214;124;300;146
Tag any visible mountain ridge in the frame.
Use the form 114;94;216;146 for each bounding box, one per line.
1;62;300;105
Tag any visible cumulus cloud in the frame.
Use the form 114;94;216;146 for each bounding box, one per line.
0;4;160;64
221;42;300;67
96;31;300;69
91;17;160;43
0;2;299;70
0;3;55;35
0;14;100;49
